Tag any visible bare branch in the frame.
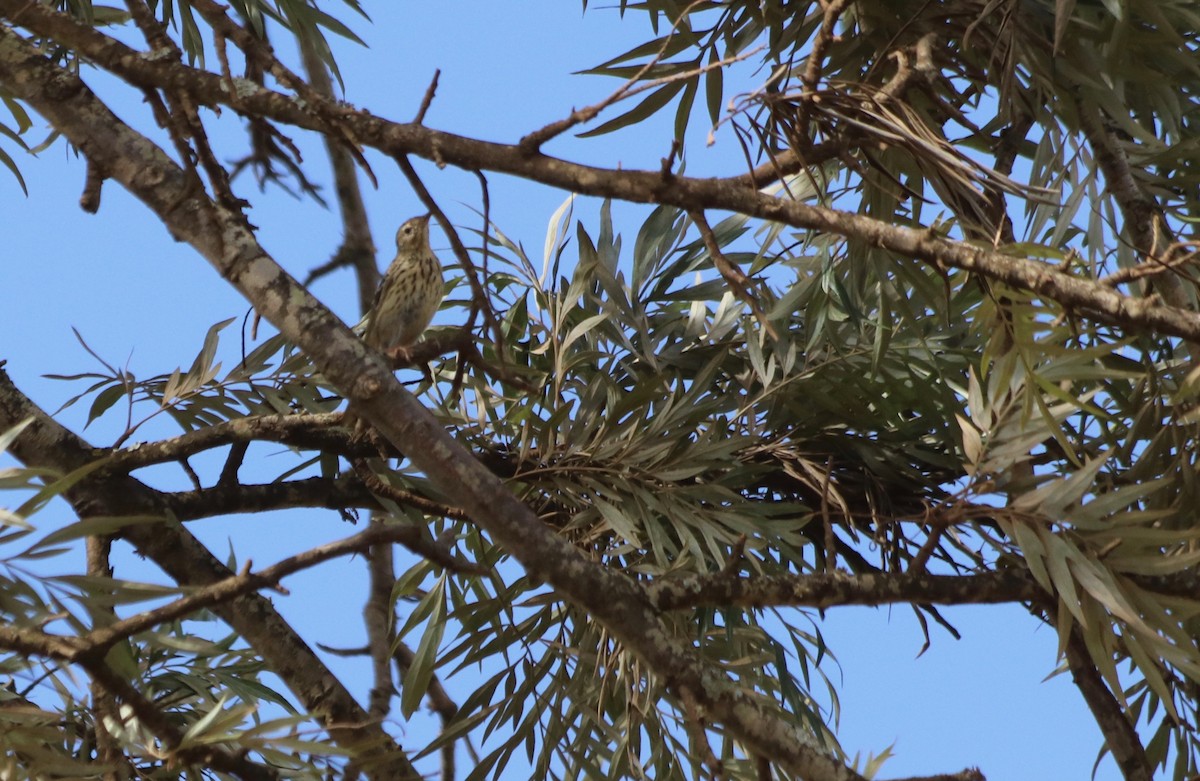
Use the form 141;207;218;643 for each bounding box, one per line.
413;69;440;126
164;475;377;519
519;34;760;153
645;569;1044;610
83;522;477;654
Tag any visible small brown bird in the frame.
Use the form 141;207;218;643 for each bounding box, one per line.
363;214;444;362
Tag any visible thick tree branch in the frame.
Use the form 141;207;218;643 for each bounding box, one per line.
163;475;377;519
645;569;1044;610
2;2;1199;344
1056;608;1153;781
647;565;1200;617
102;413;353;470
159;470;469;524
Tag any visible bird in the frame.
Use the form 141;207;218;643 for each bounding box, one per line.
362;213;444;363
343;214;443;440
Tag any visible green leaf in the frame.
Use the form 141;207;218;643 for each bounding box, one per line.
704;47;724;125
578;81;686;138
86;383;126;428
0;142;28;195
0;417;33;455
400;574;448;719
14;457;111;520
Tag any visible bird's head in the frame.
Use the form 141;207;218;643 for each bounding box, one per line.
395;214;432;253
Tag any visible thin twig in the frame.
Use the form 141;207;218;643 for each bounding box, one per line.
1099;242;1200;288
299;34;378;310
689;210;780;340
80;522;479;656
188;0;378;188
679;686;728;781
350;459;473;524
519;0;755;152
126;0;244;214
414;69;440;125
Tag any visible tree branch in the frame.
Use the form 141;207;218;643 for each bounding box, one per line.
102;413;354;472
1056;608;1153;781
163;475;378;519
645;569;1044;610
82;521;480;655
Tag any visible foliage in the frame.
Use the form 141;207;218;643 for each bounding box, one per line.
1;1;1199;780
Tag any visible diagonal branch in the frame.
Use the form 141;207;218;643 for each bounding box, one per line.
0;23;869;781
690;209;780;340
83;521;482;655
297;33;378;310
1048;602;1153;781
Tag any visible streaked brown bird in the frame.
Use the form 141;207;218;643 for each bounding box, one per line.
362;214;444;361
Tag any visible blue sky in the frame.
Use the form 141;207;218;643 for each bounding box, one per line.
1;2;1120;779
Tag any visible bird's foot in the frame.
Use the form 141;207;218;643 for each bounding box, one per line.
384;344;415;366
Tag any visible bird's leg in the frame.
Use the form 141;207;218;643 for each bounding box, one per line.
384;344;415;366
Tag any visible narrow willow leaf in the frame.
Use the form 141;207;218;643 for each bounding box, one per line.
578;82;687;138
401;578;448;719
